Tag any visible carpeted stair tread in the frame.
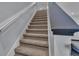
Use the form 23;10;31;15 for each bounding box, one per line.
20;38;48;47
26;29;48;34
15;45;48;56
28;25;47;29
23;33;48;38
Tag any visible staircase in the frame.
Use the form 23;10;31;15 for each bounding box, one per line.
15;10;49;56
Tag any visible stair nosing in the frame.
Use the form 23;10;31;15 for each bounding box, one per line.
23;33;48;38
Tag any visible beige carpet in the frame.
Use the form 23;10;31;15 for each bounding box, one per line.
15;10;48;56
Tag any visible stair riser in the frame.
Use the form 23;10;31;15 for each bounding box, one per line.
35;12;47;14
20;41;48;48
28;27;47;29
36;12;47;13
28;26;47;29
33;19;47;21
23;35;48;39
15;53;25;56
34;16;47;18
21;43;48;50
34;16;47;17
26;30;48;34
33;18;47;19
32;20;47;22
37;11;47;12
35;13;47;15
30;23;47;25
30;22;47;24
23;37;48;41
31;21;47;23
34;15;47;18
15;50;28;56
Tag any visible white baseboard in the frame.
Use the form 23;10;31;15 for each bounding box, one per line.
6;9;37;56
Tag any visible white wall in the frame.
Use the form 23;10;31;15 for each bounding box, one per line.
57;2;79;25
54;35;72;56
37;2;47;10
0;2;36;56
0;2;32;24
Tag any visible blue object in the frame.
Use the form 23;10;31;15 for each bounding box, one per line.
48;2;79;36
71;44;79;55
